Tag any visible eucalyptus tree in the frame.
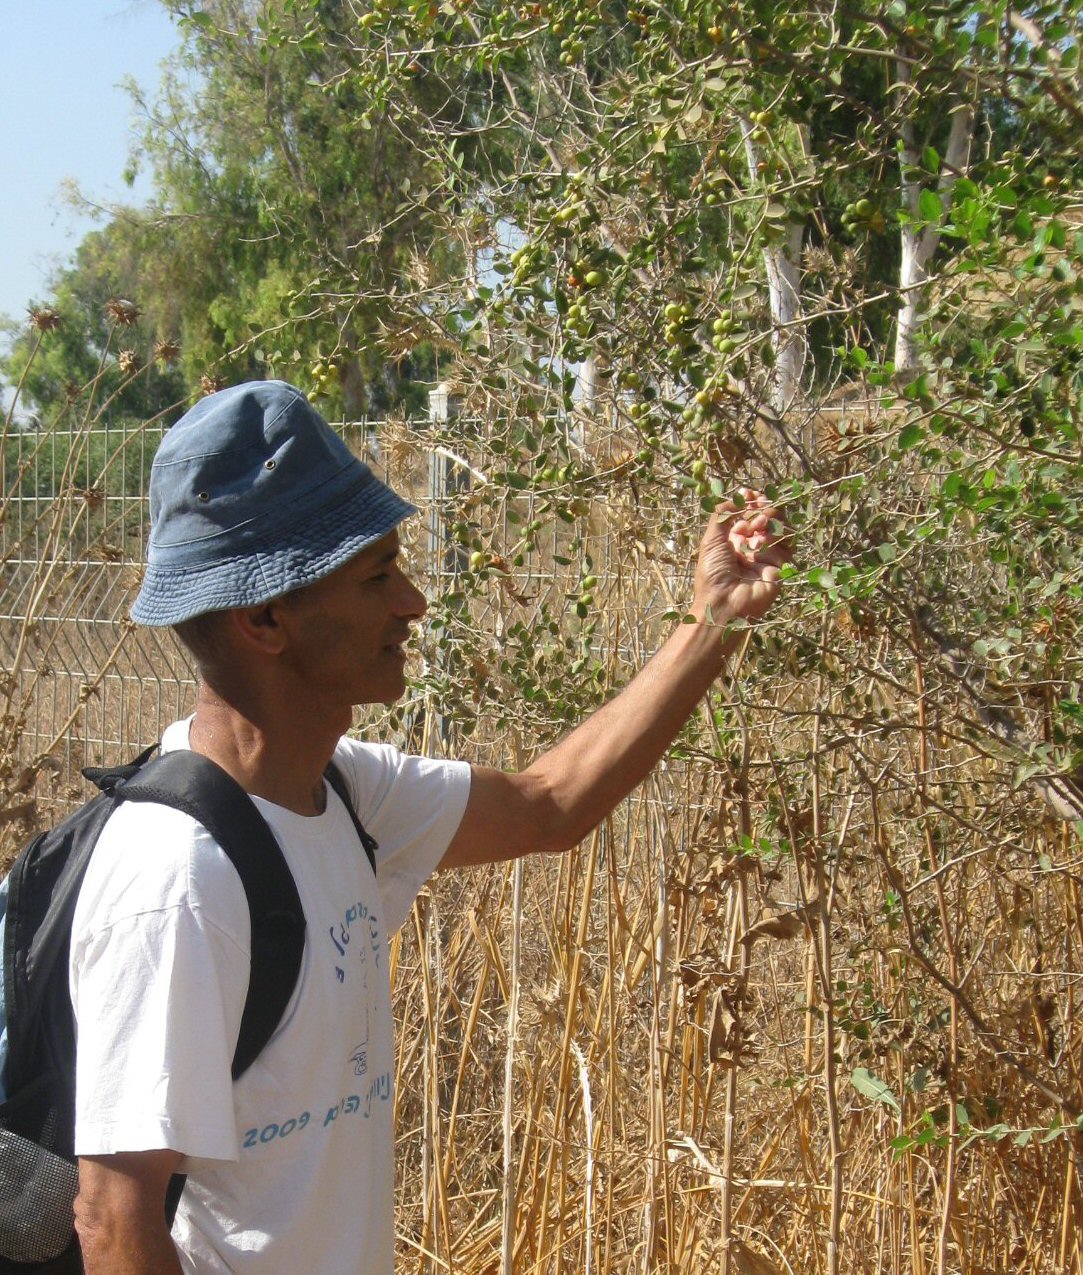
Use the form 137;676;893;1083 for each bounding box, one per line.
116;0;468;414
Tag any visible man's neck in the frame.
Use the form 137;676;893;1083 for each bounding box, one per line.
187;687;351;816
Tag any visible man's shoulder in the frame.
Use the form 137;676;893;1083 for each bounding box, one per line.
332;734;403;764
329;736;471;822
331;735;469;784
74;799;249;940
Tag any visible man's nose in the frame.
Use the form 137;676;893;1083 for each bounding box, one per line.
397;572;427;619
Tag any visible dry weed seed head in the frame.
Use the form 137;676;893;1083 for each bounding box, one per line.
802;244;835;276
199;372;228;396
28;304;62;333
154;339;181;365
117;349;144;376
103;298;142;327
520;979;564;1035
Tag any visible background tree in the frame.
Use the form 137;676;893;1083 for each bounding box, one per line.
1;221;185;426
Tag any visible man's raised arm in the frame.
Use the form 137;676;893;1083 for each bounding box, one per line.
440;492;789;870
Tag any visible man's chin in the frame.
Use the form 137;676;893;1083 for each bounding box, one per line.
354;678;407;708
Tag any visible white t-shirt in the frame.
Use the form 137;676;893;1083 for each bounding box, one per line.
69;721;471;1275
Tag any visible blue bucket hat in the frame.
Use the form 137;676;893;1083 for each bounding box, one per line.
132;381;416;626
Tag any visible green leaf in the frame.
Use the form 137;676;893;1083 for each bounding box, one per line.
908;1066;929;1093
897;424;923;450
1012;210;1034;238
851;1068;901;1113
919;188;943;222
942;472;965;501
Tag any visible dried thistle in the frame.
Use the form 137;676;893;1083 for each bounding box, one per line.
117;349;144;376
803;244;835;276
28;305;62;333
199;373;228;396
104;298;142;327
154;339;181;366
520;979;564;1032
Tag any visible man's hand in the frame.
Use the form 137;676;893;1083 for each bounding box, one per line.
691;488;791;628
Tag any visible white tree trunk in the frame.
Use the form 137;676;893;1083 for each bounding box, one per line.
764;221;806;413
742;121;807;415
894;62;975;373
577;352;598;412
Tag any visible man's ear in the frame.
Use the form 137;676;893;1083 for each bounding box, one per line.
229;601;289;655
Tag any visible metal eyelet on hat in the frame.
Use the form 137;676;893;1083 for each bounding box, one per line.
197;491;210;502
265;459;277;469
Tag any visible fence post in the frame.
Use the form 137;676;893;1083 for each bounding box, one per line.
427;384;471;579
426;386;469;746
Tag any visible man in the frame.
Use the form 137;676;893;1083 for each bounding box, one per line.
70;380;788;1273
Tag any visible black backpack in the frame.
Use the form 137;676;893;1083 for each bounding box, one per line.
0;746;377;1274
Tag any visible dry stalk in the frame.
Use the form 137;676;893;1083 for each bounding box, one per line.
719;695;752;1275
912;633;962;1275
501;852;523;1275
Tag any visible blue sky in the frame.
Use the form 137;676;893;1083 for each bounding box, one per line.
1;1;181;328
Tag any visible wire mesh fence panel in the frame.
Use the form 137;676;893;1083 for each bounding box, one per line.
2;408;610;790
1;419;198;789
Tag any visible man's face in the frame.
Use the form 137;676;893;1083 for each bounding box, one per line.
277;530;427;706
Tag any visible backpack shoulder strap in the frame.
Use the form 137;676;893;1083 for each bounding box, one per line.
114;751;305;1081
82;742;159;793
323;760;378;876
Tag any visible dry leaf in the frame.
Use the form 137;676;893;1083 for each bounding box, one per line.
497;576;536;604
707;987;740;1066
679;954;730;992
0;800;36;828
738;899;820;947
731;1238;786;1275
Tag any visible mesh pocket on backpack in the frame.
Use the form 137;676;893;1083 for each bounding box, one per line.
0;1126;78;1262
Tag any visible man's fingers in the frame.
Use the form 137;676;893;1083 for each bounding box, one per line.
730;509;787;554
749;544;791;570
712;501;743;531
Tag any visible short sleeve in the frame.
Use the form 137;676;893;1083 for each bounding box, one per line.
330;740;471;932
69;803;251;1162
